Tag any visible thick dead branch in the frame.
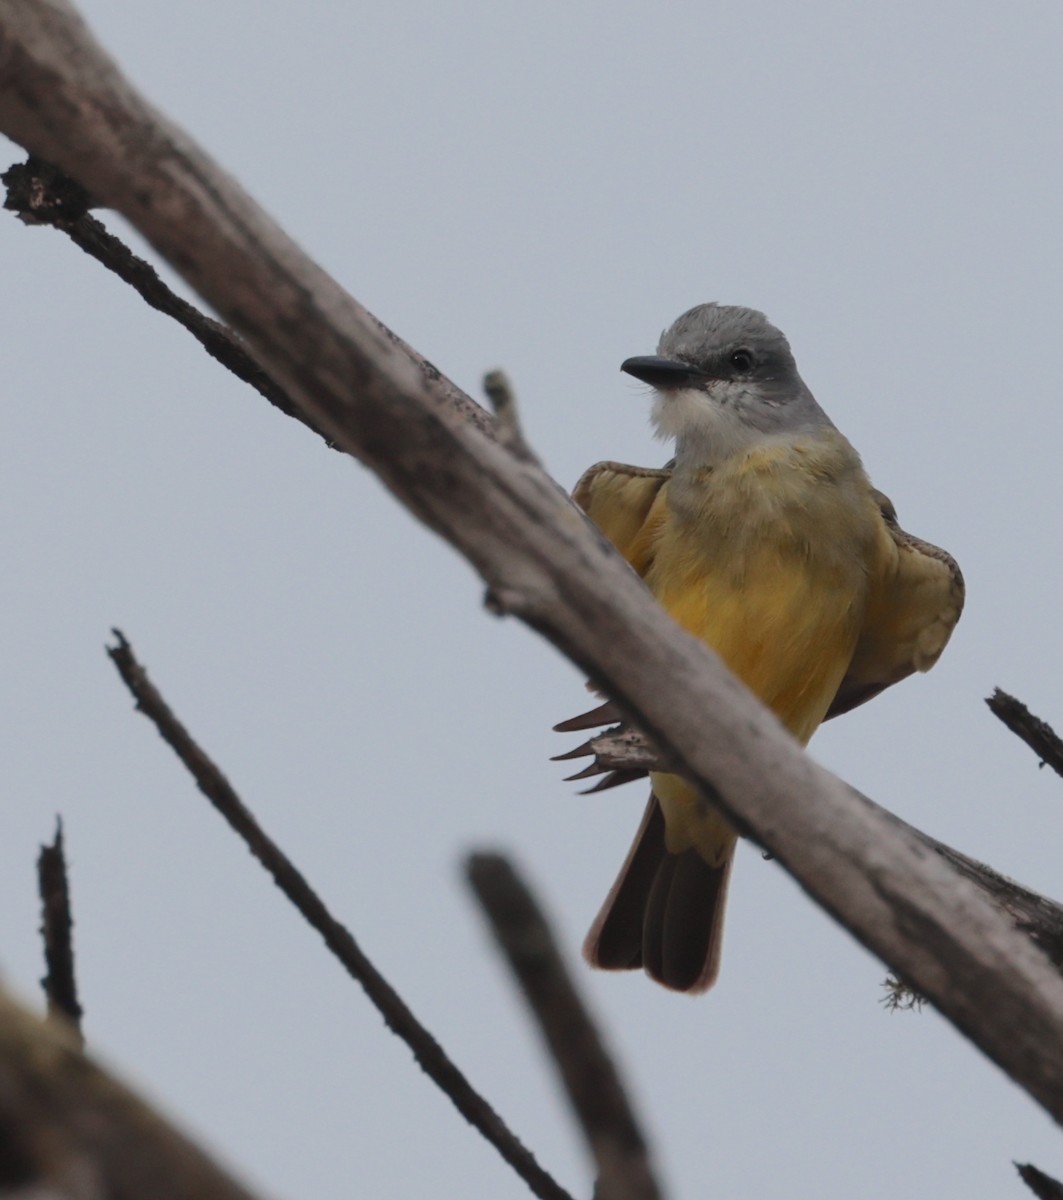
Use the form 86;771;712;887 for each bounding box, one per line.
988;690;1063;781
6;0;1063;1131
105;631;573;1200
0;987;262;1200
36;818;83;1045
467;853;662;1200
1017;1163;1063;1200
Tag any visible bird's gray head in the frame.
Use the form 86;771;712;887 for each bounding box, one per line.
622;303;833;464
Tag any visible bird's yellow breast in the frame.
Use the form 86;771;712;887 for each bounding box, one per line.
646;432;881;740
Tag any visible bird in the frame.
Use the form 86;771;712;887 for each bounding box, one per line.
559;302;964;994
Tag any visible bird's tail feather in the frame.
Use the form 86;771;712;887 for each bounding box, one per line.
583;796;734;993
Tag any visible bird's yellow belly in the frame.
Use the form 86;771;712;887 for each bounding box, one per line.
645;537;867;858
654;547;863;742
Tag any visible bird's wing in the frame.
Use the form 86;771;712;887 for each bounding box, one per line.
825;489;965;720
556;462;672;751
572;460;672;576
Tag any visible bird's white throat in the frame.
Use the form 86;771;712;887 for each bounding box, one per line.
651;383;770;465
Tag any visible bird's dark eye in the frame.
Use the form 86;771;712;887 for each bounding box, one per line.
730;349;754;373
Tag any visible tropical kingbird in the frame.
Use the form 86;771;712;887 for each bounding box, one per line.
561;302;964;993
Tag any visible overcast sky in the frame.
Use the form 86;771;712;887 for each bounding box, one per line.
3;1;1063;1196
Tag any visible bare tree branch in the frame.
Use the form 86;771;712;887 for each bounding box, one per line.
105;630;574;1200
2;155;331;442
1017;1162;1063;1200
987;689;1063;781
36;818;84;1045
5;0;1063;1134
0;986;264;1200
467;853;662;1200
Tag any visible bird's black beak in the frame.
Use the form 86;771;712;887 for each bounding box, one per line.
620;356;704;389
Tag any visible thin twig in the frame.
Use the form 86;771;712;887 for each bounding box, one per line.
2;157;330;441
2;155;495;443
1017;1162;1063;1200
987;689;1063;780
105;630;574;1200
483;370;538;464
466;853;662;1200
37;818;84;1046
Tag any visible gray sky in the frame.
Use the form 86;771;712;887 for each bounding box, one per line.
3;0;1063;1196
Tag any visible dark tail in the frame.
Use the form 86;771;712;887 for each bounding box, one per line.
583;796;734;993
